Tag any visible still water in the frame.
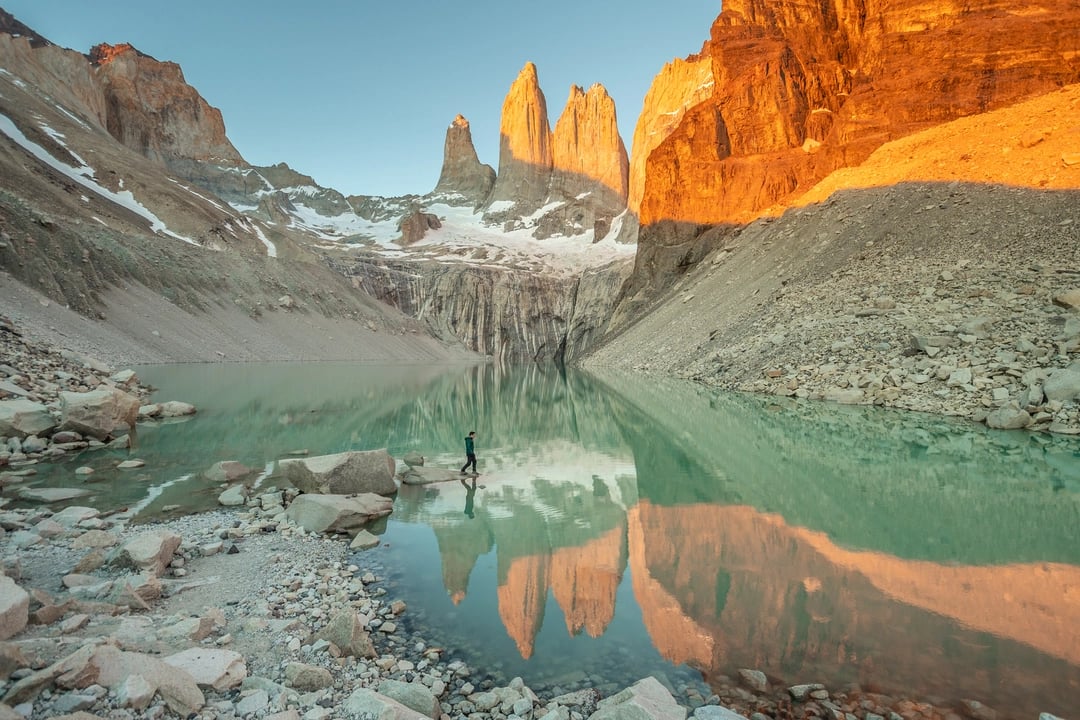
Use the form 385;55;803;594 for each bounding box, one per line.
16;363;1080;717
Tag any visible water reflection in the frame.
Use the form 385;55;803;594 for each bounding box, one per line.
9;363;1077;715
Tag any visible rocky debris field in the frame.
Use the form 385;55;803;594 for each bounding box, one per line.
592;182;1080;437
1;481;1066;720
0;314;196;484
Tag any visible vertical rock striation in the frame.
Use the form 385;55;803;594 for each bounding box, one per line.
432;114;496;206
551;84;628;205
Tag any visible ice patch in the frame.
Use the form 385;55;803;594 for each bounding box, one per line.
0;113;197;245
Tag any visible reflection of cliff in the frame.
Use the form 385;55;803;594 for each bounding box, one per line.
592;369;1080;566
629;501;1080;718
433;519;493;605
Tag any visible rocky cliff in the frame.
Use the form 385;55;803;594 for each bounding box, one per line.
333;252;632;364
432;114;496;206
90;43;244;169
622;0;1080;306
551;84;628;205
487;62;553;212
639;0;1080;227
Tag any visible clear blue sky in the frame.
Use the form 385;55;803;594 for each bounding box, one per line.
4;1;719;197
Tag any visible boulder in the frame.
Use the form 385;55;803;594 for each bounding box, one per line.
591;677;686;720
1043;362;1080;402
985;403;1032;430
313;610;376;658
343;688;430;720
398;210;442;246
399;466;464;485
17;488;93;503
0;400;55;439
0;577;28;641
108;370;139;388
349;529;380;550
217;485;248;507
694;708;749;720
158;401;196;418
50;507;100;528
279;449;396;496
204;461;254;483
284;662;332;691
402;451;425;468
377;679;440;719
59;388;140;440
285;493;393;535
108;529;181;577
163;648;246;691
81;645;204;716
737;669;767;693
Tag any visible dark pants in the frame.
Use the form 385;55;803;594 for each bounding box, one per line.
461;453;477;473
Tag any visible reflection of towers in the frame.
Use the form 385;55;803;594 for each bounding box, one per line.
625;500;1080;719
433;523;493;606
496;522;628;659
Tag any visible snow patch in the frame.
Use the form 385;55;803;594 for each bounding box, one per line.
0;113;197;245
250;221;278;258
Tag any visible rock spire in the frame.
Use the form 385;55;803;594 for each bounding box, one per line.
432;114;496;205
487;62;553;211
551;83;629;205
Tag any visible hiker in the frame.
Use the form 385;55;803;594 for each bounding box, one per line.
460;430;477;475
461;476;477;518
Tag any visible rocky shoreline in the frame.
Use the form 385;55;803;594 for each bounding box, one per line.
0;315;1072;720
1;482;1068;720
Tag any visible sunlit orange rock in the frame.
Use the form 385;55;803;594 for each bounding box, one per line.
497;554;549;659
637;0;1080;227
551;84;629;205
549;524;627;638
89;42;244;167
488;62;553;211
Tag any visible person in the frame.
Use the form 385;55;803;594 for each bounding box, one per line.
461;476;477;518
460;430;477;475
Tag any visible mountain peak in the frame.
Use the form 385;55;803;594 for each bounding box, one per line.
0;7;51;47
88;42;151;66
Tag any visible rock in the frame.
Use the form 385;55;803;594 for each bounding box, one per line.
824;388;864;404
236;689;269;716
157;401;196;418
960;700;998;720
349;529;380;550
50;507;100;527
432;114;497;205
0;643;29;680
788;684;825;702
398;466;465;485
116;459;145;469
278;449;396;496
204;460;253;483
72;530;117;550
217;485;248;507
284;662;332;691
17;487;92;503
398;210;442;246
402;451;425;468
1052;289;1080;310
0;577;28;640
1043;362;1080;402
0;400;55;439
19;436;46;453
946;368;973;387
62;645;203;716
737;669;768;693
343;688;431;720
284;493;393;535
591;677;686;720
487;62;554;213
108;370;138;387
695;708;750;720
116;674;154;710
550;83;629;210
59;388;139;440
985;403;1032;430
377;679;440;718
164;648;246;691
277;295;296;309
108;529;182;576
313;610;376;658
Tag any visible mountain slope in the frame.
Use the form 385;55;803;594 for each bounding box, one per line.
586;85;1080;432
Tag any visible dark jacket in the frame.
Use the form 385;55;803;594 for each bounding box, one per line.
464;436;475;454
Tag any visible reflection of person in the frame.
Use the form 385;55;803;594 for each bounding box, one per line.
461;476;477;518
460;430;478;475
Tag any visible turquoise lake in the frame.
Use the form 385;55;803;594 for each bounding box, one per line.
14;363;1080;717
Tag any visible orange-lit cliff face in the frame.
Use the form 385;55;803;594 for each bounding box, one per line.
496;524;627;659
636;0;1080;226
88;42;244;167
627;501;1080;717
